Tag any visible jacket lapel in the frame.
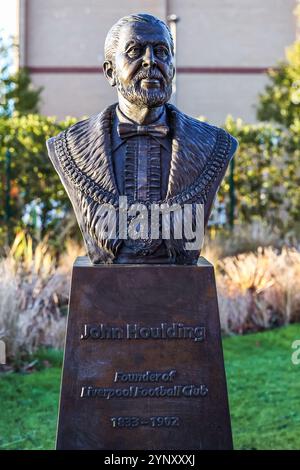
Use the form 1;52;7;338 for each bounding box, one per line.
165;103;217;199
66;103;119;198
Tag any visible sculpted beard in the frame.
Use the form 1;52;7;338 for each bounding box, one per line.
116;68;173;107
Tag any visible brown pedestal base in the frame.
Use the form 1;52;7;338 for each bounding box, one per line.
56;257;232;450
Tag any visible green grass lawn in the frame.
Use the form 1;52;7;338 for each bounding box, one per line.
0;325;299;450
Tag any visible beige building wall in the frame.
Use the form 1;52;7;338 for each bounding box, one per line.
174;0;297;121
19;0;298;123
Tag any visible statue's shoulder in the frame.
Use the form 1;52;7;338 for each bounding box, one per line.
47;103;117;154
46;104;118;202
166;104;238;158
46;115;94;167
164;104;239;202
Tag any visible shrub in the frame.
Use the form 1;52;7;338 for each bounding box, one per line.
0;114;77;249
257;40;300;127
0;37;42;118
219;118;300;236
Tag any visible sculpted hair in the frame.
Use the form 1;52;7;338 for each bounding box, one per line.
104;13;174;63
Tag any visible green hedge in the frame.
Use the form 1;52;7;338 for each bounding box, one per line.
221;116;300;235
0;114;76;247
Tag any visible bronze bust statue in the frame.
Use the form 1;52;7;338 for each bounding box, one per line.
47;13;238;265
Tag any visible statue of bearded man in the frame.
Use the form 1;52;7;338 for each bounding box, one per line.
47;13;238;264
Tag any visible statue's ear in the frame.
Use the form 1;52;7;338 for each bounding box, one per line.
103;60;116;87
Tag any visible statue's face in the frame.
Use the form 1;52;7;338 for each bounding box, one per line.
111;21;174;107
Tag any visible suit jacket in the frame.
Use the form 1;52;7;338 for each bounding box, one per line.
47;103;238;264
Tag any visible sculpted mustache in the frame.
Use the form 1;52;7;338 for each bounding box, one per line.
133;70;165;84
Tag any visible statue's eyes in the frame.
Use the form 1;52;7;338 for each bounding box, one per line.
126;45;169;60
127;47;141;58
154;46;169;59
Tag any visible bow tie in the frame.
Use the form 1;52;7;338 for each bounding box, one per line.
117;122;169;139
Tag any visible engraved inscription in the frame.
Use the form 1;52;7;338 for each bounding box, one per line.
111;416;180;428
114;370;177;383
80;384;208;399
80;369;208;403
80;323;206;342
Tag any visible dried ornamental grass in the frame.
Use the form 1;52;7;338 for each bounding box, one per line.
0;232;69;363
216;247;300;333
1;231;300;364
59;239;85;273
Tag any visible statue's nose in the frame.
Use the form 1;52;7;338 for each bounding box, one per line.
142;46;156;68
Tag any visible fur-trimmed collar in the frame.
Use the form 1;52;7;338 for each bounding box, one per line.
54;103;232;207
